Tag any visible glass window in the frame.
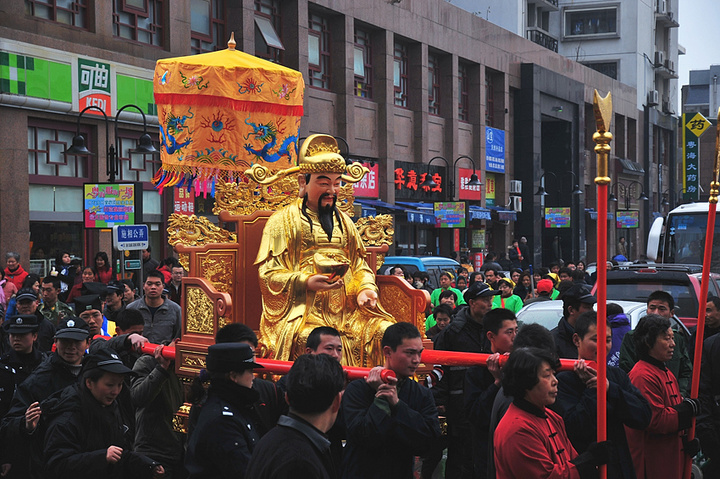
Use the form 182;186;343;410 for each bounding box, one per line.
25;0;87;28
393;42;408;107
428;53;440;115
113;0;164;47
28;122;90;184
582;61;618;80
117;130;161;183
485;74;494;127
354;28;372;99
565;8;618;37
191;0;225;54
459;63;469;121
255;0;283;62
308;12;331;90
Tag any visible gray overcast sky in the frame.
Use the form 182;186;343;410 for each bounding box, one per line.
678;0;720;87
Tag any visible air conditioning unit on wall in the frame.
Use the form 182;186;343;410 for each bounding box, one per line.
648;90;659;106
654;51;664;67
509;180;522;194
511;196;522;212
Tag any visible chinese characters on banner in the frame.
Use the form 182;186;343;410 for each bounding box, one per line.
682;112;711;201
77;58;111;116
458;167;481;201
83;183;137;228
394;160;445;201
352;162;379;198
485;127;506;173
544;207;571;228
173;187;195;215
485;173;496;207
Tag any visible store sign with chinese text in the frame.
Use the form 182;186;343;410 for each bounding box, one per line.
435;202;465;228
173;187;195;215
682;112;711;201
77;58;111;116
544;207;571;228
458;167;481;201
485;127;505;173
485;173;496;207
472;229;486;249
394;160;445;201
616;210;639;229
83;183;141;228
352;162;379;198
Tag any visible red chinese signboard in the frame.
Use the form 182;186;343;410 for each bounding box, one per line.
352;162;379;198
394;160;445;201
173;187;195;215
458;167;481;201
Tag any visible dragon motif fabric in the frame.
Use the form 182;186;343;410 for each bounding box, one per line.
153;47;304;196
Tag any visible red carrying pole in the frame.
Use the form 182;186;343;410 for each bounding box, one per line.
130;340;579;373
592;90;613;479
683;108;720;479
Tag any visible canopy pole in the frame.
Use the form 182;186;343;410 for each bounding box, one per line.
684;107;720;479
592;90;613;479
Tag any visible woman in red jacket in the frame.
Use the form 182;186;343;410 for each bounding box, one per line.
626;314;701;478
93;252;113;284
494;347;607;479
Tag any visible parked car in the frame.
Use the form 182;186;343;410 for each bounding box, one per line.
589;264;720;328
516;299;690;336
379;256;460;290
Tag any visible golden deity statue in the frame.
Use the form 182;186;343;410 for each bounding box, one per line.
245;135;396;367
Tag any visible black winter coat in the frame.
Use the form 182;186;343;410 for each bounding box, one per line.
0;353;81;478
246;414;338;479
556;366;652;479
551;317;578;360
43;383;158;479
341;376;440;479
433;306;491;433
185;379;263;479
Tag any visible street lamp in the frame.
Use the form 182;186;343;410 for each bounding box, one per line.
608;180;649;210
534;171;583;198
419;155;482;200
65;104;158;182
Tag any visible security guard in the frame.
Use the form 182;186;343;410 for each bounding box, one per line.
185;343;265;479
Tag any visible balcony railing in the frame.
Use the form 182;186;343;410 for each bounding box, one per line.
526;28;558;52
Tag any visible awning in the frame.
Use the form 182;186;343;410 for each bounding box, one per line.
406;210;435;224
396;201;435;210
618;158;645;176
489;206;517;221
468;205;492;221
359;205;376;217
354;199;406;213
586;209;615;220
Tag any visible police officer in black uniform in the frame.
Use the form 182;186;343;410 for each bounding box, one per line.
1;314;47;386
185;342;266;479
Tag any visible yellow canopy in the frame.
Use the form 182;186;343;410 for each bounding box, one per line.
152;37;305;195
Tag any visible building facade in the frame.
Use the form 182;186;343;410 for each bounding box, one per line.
2;0;647;273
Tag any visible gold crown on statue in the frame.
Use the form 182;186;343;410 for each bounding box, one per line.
298;135;347;174
244;134;368;185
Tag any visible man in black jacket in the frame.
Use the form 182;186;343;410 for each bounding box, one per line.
0;316;90;479
341;322;440;479
246;353;345;479
433;282;500;478
550;284;596;360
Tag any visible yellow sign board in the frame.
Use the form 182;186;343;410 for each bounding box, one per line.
685;112;712;138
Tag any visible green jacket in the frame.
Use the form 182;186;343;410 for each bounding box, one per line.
38;301;73;328
430;286;466;308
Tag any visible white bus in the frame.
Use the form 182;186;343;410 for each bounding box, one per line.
647;202;720;271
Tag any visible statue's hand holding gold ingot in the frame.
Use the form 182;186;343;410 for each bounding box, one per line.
307;274;344;292
358;289;378;309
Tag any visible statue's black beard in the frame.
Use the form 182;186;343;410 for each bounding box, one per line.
302;193;342;241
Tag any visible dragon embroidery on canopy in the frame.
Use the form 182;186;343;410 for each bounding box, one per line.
243;117;298;164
